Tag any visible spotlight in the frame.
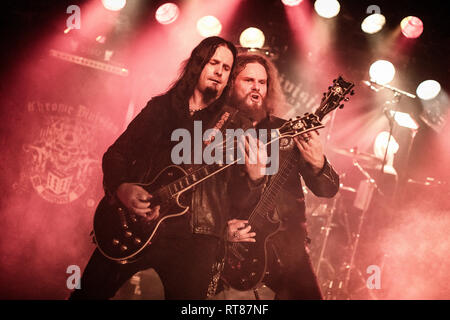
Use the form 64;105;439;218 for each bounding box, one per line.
361;13;386;34
155;3;180;25
197;16;222;37
239;27;265;49
373;131;399;175
101;0;126;11
400;16;423;39
282;0;303;6
314;0;340;19
389;111;419;130
416;80;441;100
374;131;399;157
369;60;395;85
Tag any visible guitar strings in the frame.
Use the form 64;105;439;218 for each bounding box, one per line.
230;149;297;252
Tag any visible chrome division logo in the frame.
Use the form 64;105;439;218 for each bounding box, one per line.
23;116;99;204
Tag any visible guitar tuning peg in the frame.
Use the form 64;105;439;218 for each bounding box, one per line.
339;104;344;109
344;97;349;101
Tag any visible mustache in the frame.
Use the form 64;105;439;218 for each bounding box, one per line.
248;92;261;99
230;91;268;113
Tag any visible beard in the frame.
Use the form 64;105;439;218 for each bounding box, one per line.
230;92;267;122
203;85;219;102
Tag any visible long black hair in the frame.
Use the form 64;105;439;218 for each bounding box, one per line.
167;36;237;104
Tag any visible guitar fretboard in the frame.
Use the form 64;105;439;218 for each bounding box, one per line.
248;150;298;229
159;130;284;199
166;162;230;197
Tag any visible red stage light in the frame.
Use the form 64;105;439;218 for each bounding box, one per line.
155;3;180;25
400;16;423;39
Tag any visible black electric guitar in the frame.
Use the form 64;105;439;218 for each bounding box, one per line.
93;76;354;263
222;76;355;291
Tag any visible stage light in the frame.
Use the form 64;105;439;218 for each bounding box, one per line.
361;13;386;34
374;131;399;175
314;0;340;19
390;111;419;130
416;80;441;100
101;0;126;11
196;16;222;37
155;3;180;25
239;27;265;49
374;131;399;157
282;0;303;7
369;60;395;85
400;16;423;39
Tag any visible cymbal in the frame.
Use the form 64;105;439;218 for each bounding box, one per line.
407;178;447;187
331;147;381;163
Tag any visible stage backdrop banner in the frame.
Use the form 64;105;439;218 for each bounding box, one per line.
0;49;131;299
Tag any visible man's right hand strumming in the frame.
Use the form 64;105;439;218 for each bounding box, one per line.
116;183;160;220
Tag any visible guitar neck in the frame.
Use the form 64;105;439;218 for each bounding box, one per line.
166;162;234;197
163;129;283;197
248;150;298;227
161;119;323;199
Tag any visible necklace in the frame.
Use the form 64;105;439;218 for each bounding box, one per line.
189;105;205;115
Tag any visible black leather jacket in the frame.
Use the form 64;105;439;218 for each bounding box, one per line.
102;92;254;239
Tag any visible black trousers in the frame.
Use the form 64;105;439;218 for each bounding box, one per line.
262;226;323;300
69;234;220;300
262;243;323;300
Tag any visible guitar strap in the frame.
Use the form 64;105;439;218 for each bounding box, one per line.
205;107;257;298
182;105;248;175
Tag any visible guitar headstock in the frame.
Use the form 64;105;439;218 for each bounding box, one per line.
316;75;355;121
278;75;354;138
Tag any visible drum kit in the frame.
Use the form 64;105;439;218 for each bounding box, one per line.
306;142;448;300
305;145;389;300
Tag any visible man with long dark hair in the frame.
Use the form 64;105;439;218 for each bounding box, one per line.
70;36;254;299
221;53;340;299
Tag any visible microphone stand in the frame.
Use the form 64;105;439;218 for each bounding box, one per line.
380;93;400;175
362;80;417;203
342;160;382;300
